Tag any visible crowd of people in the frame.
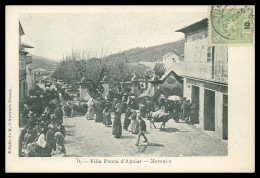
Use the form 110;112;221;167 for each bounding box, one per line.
19;103;66;157
19;79;199;156
83;83;199;147
19;82;73;157
80;81;149;147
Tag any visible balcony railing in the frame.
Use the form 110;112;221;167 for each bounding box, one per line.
19;70;26;80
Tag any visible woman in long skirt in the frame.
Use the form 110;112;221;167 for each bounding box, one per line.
103;106;112;127
128;110;139;134
86;98;95;120
123;107;132;131
95;101;103;123
112;102;122;138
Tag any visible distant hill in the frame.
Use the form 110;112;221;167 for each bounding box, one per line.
104;39;185;63
30;55;58;69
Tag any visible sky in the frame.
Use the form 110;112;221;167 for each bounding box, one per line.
19;6;207;61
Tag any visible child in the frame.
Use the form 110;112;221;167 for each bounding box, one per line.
103;106;112;127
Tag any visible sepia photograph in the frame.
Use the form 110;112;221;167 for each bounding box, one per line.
6;5;254;172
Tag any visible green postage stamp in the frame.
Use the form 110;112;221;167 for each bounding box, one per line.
209;5;255;45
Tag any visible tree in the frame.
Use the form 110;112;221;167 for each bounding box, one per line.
53;48;151;96
153;62;166;78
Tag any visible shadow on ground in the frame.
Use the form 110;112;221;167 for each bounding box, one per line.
66;130;75;136
120;135;136;139
160;127;189;133
64;140;74;144
63;125;76;128
147;142;165;147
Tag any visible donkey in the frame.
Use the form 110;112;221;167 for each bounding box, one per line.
147;111;173;130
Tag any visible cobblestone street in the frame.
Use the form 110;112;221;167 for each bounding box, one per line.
63;113;228;157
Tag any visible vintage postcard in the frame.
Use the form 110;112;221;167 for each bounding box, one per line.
5;5;255;172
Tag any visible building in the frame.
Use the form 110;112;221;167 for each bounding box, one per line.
19;21;33;103
26;66;36;95
176;18;228;140
158;69;183;97
159;49;184;72
34;68;49;82
139;39;185;74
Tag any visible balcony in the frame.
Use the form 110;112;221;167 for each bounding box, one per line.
19;69;26;80
25;55;32;64
181;61;228;84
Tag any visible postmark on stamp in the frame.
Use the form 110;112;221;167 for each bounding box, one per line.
209;5;255;46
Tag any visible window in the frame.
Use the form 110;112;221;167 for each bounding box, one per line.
207;46;213;62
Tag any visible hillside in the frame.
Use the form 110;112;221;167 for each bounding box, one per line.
30;55;58;69
105;39;185;63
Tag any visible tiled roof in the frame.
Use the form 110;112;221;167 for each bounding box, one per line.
19;21;25;35
159;69;183;83
175;18;208;33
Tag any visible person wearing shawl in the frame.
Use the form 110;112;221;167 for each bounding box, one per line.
23;126;37;150
127;96;134;109
24;142;37;157
121;93;128;113
128;110;139;134
112;100;123;138
86;98;95;120
103;105;112;127
112;97;118;112
52;132;66;156
123;107;132;131
95;99;104;123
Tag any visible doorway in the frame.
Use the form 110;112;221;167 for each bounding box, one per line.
191;85;200;124
223;94;228;140
204;89;215;131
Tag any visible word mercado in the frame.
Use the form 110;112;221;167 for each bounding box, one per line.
89;159;171;164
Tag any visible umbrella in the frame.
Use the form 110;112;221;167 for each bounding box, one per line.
49;98;59;105
138;92;151;99
168;95;182;101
